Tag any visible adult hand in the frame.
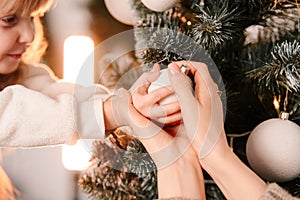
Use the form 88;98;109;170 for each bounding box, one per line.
167;61;227;159
168;62;268;200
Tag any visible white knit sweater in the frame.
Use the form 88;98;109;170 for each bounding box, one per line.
0;63;110;147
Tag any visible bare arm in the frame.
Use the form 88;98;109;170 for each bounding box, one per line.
168;61;267;200
200;134;267;200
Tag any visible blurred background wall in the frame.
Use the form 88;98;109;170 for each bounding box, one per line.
45;0;132;78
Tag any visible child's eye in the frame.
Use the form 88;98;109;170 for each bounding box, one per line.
0;15;18;26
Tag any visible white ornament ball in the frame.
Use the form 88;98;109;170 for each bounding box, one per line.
148;69;177;105
246;118;300;182
141;0;180;12
104;0;134;25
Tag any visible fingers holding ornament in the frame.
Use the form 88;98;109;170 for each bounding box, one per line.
131;66;182;126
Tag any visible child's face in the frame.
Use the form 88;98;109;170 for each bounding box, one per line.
0;11;35;74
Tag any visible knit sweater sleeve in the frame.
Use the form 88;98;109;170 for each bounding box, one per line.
259;183;299;200
0;64;110;147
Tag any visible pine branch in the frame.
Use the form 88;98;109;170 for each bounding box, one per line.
249;7;300;44
141;27;207;66
132;0;193;70
191;1;245;51
270;0;300;10
245;40;300;95
78;129;157;200
132;0;250;70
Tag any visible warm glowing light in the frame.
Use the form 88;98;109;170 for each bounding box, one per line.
62;35;95;171
62;140;93;171
63;35;94;86
273;96;280;117
273;97;280;110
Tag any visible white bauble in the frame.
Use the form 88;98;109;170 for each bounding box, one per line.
104;0;134;25
148;68;193;105
148;69;177;105
141;0;180;12
246;118;300;182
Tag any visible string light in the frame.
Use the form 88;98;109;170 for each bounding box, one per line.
273;96;281;117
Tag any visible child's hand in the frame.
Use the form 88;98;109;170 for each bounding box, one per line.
130;64;181;126
132;81;181;125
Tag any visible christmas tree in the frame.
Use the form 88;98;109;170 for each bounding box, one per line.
79;0;300;199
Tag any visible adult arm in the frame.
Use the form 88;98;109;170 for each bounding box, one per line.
168;61;267;200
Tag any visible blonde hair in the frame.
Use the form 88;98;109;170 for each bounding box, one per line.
0;0;53;90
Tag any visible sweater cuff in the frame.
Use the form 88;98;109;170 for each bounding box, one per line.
259;183;296;200
77;98;105;140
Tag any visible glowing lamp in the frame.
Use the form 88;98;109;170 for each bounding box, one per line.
62;35;94;171
62;140;94;171
63;35;94;86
